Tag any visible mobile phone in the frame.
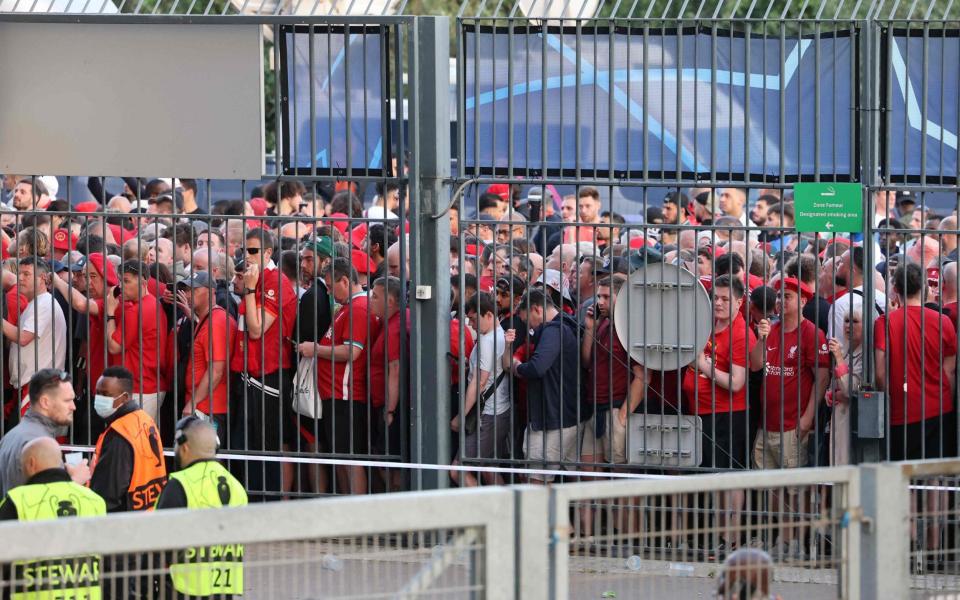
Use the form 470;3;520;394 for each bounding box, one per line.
65;452;83;466
112;287;122;299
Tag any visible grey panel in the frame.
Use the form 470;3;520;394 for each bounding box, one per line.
0;23;263;179
613;263;712;371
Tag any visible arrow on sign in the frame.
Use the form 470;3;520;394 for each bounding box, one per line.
825;222;835;229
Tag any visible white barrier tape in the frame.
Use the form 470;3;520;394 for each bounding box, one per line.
61;444;675;480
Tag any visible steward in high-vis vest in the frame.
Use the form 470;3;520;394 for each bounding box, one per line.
156;416;247;598
0;437;107;599
90;366;167;512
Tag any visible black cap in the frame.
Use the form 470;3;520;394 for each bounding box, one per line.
646;206;665;224
596;256;629;275
495;275;526;295
180;270;215;289
663;191;689;206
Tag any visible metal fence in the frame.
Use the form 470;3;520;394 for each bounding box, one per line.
1;0;960;496
0;485;514;599
3;459;960;599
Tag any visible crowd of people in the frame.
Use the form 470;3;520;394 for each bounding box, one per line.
0;173;953;571
0;176;953;489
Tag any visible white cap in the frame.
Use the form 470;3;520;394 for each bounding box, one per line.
537;268;573;302
38;176;58;198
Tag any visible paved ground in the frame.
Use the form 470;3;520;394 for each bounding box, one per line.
236;542;847;599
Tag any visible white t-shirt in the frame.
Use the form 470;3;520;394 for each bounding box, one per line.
9;292;67;388
827;285;885;355
469;325;511;415
364;205;398;221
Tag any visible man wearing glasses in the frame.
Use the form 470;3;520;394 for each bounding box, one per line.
230;228;298;500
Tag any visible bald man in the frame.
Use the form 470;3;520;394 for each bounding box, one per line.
156;417;247;598
0;437;106;521
0;438;106;599
156;417;246;511
939;216;959;261
942;262;959;329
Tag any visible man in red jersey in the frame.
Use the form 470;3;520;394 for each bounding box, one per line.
106;260;168;426
300;257;377;494
876;262;957;461
683;274;757;556
367;275;404;490
749;277;830;560
231;228;298;500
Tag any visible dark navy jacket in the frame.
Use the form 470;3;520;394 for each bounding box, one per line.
516;312;588;431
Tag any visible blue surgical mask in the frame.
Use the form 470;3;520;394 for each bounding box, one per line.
94;393;122;418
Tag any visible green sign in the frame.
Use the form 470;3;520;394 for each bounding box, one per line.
792;182;864;233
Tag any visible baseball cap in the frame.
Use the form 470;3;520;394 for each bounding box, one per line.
49;259;68;273
486;183;510;201
180;270;215;289
495;275;526;296
77;252;119;287
625;247;663;270
327;213;350;237
596;256;629;275
51;229;77;252
74;201;99;213
302;236;334;258
774;276;813;300
662;191;689;206
350;223;368;249
248;197;268;216
351;249;375;274
537;268;572;301
695;191;721;214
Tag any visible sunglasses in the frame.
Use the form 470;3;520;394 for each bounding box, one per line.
246;247;261;255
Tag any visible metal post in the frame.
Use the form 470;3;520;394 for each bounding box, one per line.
858;463;910;599
513;486;550;600
409;15;452;490
858;18;882;463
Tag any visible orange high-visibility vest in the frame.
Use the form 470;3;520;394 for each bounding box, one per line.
93;409;168;511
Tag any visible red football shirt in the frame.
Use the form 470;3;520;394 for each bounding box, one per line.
187;306;237;415
587;319;631;407
112;293;168;394
232;267;298;377
86;297;120;390
685;314;757;415
317;293;377;402
369;309;405;408
5;288;26;326
449;318;474;387
875;306;957;425
760;319;830;431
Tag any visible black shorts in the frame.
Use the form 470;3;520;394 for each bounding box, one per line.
699;410;749;470
321;399;371;455
889;413;957;461
237;370;294;452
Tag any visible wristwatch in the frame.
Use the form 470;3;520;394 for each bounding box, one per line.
243;288;257;296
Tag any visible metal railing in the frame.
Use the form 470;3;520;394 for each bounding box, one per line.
2;459;959;598
0;2;960;493
0;485;515;599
